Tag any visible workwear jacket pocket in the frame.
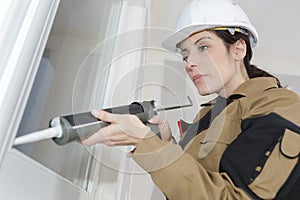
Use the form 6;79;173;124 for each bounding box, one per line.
219;112;300;200
248;129;300;199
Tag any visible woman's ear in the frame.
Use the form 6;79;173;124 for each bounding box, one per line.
231;39;247;61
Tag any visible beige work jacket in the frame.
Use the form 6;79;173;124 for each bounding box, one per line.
133;77;300;200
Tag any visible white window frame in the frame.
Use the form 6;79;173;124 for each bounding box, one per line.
0;0;60;166
0;0;157;199
0;0;94;199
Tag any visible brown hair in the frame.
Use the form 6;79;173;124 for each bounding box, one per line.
212;30;282;88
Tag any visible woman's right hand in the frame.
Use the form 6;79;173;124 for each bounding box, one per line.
148;115;172;141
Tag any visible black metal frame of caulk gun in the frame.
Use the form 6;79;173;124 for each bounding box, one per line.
51;97;193;145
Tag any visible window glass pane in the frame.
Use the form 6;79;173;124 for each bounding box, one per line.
16;0;122;190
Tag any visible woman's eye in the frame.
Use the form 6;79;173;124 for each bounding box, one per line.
198;45;208;52
182;56;188;63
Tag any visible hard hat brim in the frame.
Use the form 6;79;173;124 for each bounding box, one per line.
162;23;258;52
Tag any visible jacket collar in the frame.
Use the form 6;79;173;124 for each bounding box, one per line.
201;77;279;107
230;77;279;97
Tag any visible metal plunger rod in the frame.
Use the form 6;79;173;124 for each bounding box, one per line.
156;96;193;111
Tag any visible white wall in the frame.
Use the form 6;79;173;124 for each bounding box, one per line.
235;0;300;76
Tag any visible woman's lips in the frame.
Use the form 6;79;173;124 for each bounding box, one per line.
192;74;204;83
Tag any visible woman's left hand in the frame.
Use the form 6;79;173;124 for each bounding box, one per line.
82;110;151;147
148;115;172;141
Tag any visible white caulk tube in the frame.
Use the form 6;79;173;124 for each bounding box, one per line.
13;126;63;146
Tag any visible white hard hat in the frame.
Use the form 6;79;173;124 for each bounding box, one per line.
162;0;259;52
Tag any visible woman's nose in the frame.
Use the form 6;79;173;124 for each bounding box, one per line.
185;59;197;70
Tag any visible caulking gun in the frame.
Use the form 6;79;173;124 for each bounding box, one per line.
14;97;193;146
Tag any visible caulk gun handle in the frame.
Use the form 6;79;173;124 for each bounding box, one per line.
136;112;161;137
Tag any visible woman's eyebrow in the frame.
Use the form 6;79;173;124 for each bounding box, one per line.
194;36;212;45
180;36;212;53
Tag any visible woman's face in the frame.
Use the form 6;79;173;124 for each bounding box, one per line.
179;31;247;97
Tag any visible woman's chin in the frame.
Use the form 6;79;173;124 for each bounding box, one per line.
197;89;211;96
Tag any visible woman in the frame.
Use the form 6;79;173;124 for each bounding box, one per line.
83;0;300;199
